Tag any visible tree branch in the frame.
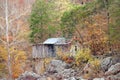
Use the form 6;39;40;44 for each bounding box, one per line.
0;38;6;45
9;7;31;23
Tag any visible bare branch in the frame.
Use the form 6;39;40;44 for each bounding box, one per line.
10;39;25;46
0;1;5;11
0;38;6;45
0;24;5;31
9;7;31;23
0;17;5;20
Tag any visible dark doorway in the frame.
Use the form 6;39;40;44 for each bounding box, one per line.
47;44;56;57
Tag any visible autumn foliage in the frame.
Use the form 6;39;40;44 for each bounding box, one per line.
0;46;27;78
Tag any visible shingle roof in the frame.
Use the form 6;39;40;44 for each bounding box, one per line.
43;38;65;44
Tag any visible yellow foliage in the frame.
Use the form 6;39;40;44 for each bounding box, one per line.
0;45;27;78
90;59;100;70
0;46;7;60
82;59;101;79
38;58;53;74
75;48;93;66
56;48;70;60
12;49;27;78
82;13;108;54
44;58;53;65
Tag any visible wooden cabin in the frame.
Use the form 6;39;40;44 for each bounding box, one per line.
32;38;70;58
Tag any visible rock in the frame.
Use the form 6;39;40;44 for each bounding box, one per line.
65;63;73;69
100;57;120;80
100;57;112;72
105;63;120;80
17;71;40;80
47;68;77;79
61;69;75;78
106;73;120;80
76;77;87;80
93;78;105;80
100;57;120;72
105;63;120;76
64;77;76;80
46;60;79;79
69;77;76;80
0;78;6;80
53;73;63;80
47;60;67;74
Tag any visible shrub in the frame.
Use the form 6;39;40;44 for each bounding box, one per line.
59;54;75;64
90;59;100;71
75;48;93;66
82;58;101;79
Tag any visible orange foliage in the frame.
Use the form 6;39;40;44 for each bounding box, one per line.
61;55;74;64
0;46;27;78
81;13;108;54
66;58;74;64
2;36;13;42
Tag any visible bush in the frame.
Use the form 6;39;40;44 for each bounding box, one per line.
90;59;100;71
59;54;75;64
75;48;93;66
82;59;102;79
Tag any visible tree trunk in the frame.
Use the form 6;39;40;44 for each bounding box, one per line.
6;45;12;80
5;0;12;79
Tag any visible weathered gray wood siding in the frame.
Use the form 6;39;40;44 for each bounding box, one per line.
32;44;70;58
32;45;49;58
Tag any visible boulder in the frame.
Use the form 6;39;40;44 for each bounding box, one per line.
93;78;105;80
105;63;120;76
105;63;120;80
46;60;79;79
0;78;6;80
17;71;40;80
61;69;75;78
64;77;87;80
47;60;67;74
51;68;76;79
76;77;87;80
100;57;120;72
106;73;120;80
64;77;76;80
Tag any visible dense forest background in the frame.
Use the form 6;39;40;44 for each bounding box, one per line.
0;0;120;80
30;0;120;53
